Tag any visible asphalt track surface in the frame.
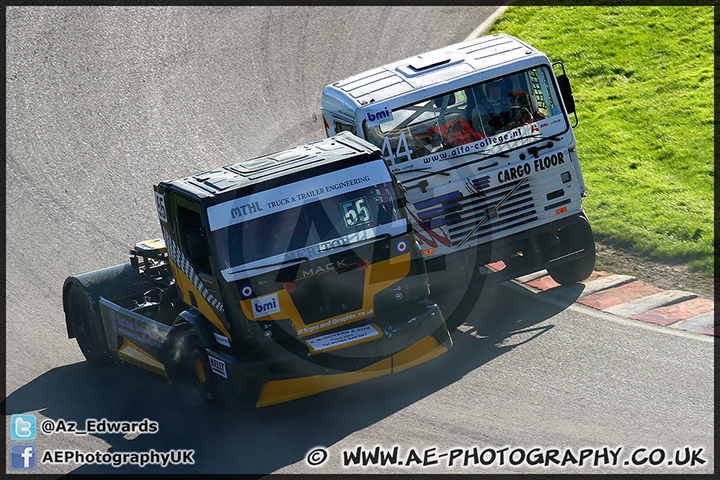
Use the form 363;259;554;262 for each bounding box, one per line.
5;6;714;475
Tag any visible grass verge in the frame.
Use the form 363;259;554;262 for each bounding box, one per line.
490;5;714;277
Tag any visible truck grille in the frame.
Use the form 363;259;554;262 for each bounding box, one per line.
289;264;366;325
414;179;538;246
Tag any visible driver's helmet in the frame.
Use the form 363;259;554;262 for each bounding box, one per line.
484;77;511;96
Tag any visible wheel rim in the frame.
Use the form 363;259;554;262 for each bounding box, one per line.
193;356;207;384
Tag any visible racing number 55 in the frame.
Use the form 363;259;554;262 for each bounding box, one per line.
343;197;371;227
155;192;168;223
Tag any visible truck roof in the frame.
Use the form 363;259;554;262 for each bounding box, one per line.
323;34;544;112
159;132;381;199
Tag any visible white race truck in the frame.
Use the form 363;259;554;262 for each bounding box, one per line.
321;34;595;287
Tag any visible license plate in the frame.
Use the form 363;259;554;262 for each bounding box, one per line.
306;324;381;353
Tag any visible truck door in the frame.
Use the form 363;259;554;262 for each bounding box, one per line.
169;197;227;335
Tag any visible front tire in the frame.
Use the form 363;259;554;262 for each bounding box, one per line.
185;333;222;405
547;221;596;285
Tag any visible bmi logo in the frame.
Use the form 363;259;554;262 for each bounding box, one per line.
251;293;281;318
366;106;393;126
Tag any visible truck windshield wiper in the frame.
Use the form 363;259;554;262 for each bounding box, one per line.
517;133;562;145
474;134;543;155
227;256;309;275
395;167;451;176
317;233;391;253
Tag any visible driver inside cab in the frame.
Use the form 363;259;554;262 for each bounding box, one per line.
466;78;521;135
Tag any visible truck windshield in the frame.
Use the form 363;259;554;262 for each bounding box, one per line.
207;161;408;282
363;66;566;165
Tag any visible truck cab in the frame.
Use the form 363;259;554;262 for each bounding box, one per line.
321;34;595;287
63;132;451;407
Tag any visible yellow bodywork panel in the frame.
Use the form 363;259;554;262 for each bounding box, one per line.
135;238;168;254
256;358;392;408
170;261;231;339
392;335;447;373
255;333;448;408
117;339;168;377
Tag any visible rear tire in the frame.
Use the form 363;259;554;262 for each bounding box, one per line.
65;284;112;364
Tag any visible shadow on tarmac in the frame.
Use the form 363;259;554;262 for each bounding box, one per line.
5;279;580;474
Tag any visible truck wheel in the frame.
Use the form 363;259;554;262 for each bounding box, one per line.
65;284;112;364
547;233;596;285
185;333;221;405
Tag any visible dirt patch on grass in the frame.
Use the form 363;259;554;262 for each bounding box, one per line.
595;242;714;300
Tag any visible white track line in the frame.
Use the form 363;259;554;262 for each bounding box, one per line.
465;3;513;41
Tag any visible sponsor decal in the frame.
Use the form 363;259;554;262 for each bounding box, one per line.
396;239;408;253
305;324;380;352
207;161;391;231
391;165;417;173
240;284;254;298
297;309;374;336
251;293;281;318
110;310;164;348
365;106;394;127
208;356;227;378
408;115;566;165
230;201;263;219
496;151;566;184
213;332;231;347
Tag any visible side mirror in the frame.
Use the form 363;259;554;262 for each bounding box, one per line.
556;74;576;114
394;181;408;208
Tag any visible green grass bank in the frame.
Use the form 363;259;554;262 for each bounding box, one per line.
490;6;714;276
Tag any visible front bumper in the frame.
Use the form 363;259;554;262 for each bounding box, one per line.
204;299;451;407
426;212;594;285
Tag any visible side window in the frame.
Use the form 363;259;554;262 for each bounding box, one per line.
529;68;561;117
177;204;212;275
335;121;357;135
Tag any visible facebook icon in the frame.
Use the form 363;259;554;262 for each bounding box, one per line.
11;444;37;470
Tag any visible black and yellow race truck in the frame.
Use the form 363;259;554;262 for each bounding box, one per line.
63;132;452;407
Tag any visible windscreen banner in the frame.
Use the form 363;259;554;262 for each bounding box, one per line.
207;161;392;232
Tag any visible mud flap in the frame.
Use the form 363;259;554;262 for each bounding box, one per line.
98;298;172;377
